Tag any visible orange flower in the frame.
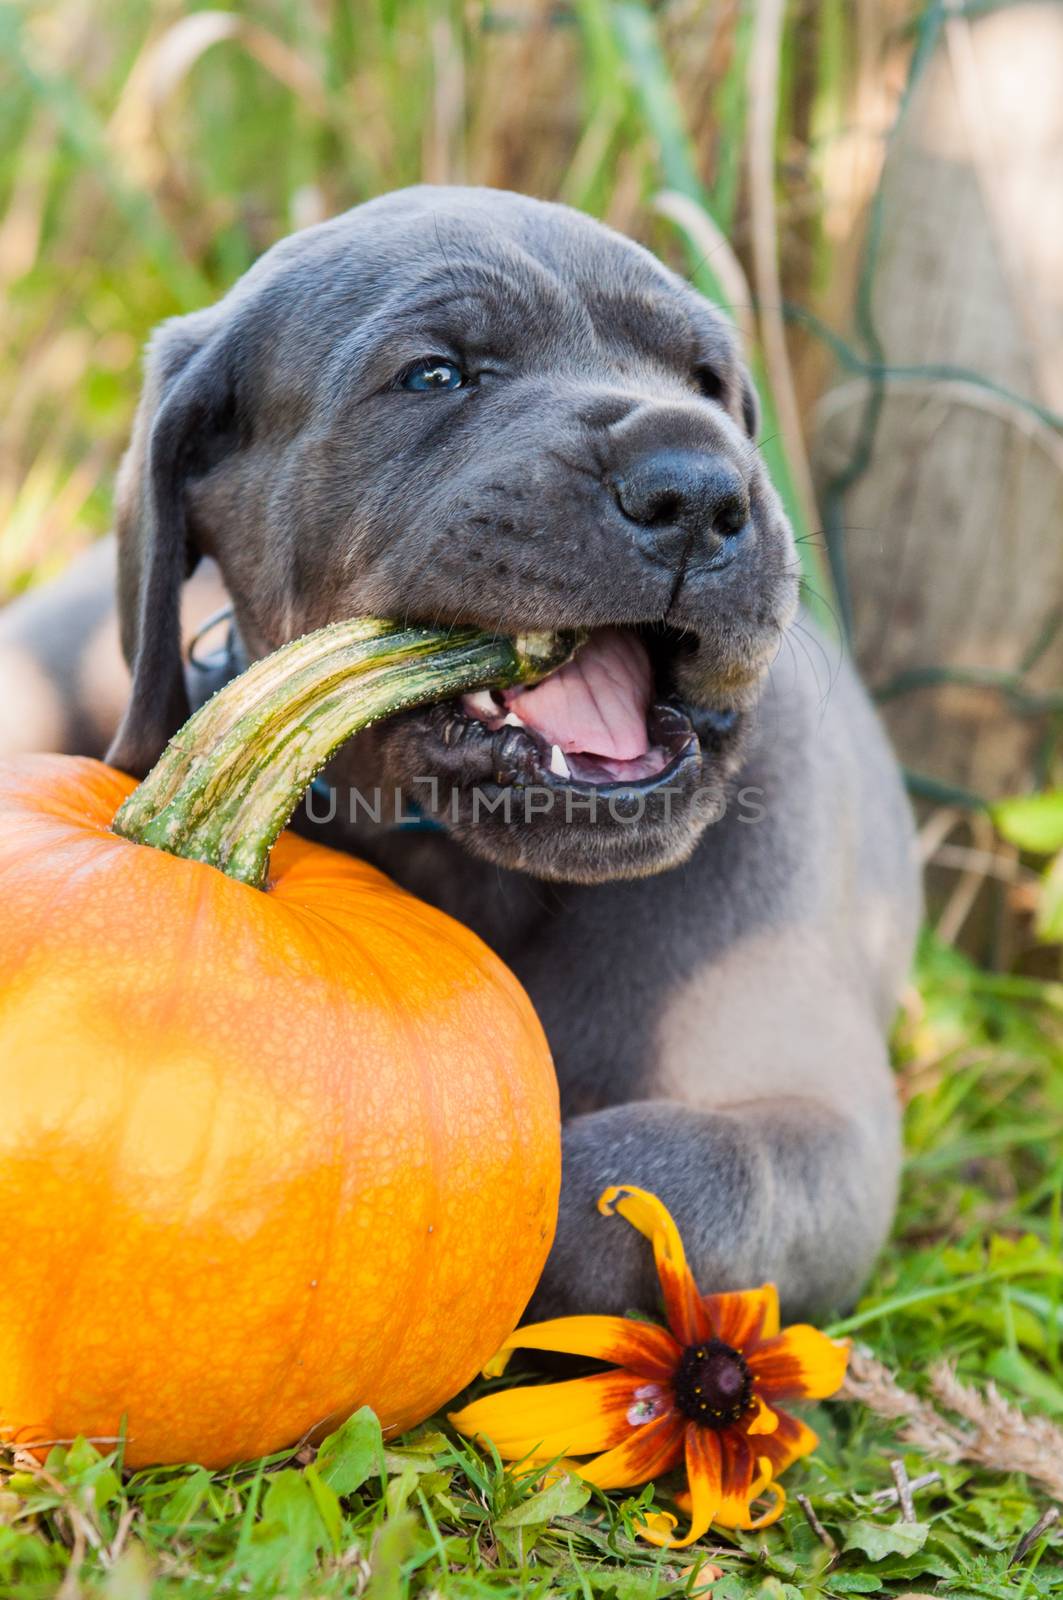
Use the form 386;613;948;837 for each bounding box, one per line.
449;1185;849;1549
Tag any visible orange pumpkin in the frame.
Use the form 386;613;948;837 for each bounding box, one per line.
0;621;568;1468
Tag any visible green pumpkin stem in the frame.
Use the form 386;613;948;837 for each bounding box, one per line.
112;620;580;889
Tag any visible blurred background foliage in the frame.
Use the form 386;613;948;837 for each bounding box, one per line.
0;0;896;597
1;0;1062;970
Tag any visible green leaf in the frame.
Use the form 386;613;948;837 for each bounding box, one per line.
0;1524;65;1578
4;1475;38;1498
315;1405;384;1495
749;1582;804;1600
391;1427;448;1456
303;1464;342;1553
1037;851;1063;943
706;1580;752;1600
993;792;1063;854
255;1468;331;1554
99;1542;153;1600
604;1567;685;1600
711;1581;800;1600
841;1520;930;1561
382;1446;444;1476
64;1436;105;1475
986;1346;1063;1413
415;1469;452;1499
380;1428;449;1478
609;2;702;205
365;1509;418;1600
53;1435;120;1512
496;1471;592;1527
869;1549;955;1581
160;1467;212;1530
385;1464;419;1518
88;1466;122;1512
827;1576;884;1593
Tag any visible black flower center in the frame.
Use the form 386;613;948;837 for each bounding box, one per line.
673;1337;753;1429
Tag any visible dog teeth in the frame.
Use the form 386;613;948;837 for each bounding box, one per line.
549;743;571;779
464;690;498;720
501;711;525;728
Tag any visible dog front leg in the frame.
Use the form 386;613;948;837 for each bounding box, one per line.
529;1089;900;1325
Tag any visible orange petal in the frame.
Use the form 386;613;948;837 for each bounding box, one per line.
749;1405;819;1478
598;1186;712;1346
670;1438;788;1532
712;1430;771;1528
449;1371;652;1461
637;1526;726;1578
702;1284;780;1350
636;1510;681;1544
634;1512;727;1581
745;1473;787;1530
747;1326;849;1401
575;1409;685;1490
638;1425;725;1549
745;1394;779;1436
482;1314;681;1381
639;1422;725;1548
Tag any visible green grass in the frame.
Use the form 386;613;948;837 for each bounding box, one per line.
3;935;1063;1599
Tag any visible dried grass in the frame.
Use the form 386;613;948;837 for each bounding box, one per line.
842;1346;1063;1501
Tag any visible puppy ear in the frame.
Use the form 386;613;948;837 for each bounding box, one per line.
738;365;760;441
107;314;240;777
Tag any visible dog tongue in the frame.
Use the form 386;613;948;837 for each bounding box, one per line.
504;628;652;759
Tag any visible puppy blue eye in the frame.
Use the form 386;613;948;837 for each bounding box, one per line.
401;358;465;392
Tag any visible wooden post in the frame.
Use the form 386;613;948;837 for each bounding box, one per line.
814;3;1063;802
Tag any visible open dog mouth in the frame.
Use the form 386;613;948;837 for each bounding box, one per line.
424;626;737;794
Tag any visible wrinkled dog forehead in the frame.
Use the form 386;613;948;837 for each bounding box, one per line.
242;186;742;396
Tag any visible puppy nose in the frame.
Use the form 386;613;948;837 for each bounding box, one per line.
614;450;749;555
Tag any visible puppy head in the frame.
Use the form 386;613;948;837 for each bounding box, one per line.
110;186;798;883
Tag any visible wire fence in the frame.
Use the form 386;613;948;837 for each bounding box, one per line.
800;0;1062;811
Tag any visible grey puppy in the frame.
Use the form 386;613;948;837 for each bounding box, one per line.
1;186;920;1321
